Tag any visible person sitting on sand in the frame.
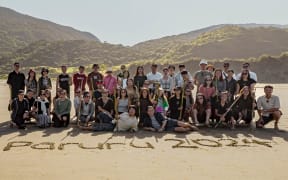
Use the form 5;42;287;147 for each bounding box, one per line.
256;85;282;130
78;91;94;126
10;90;29;129
53;90;71;127
113;105;138;132
79;89;115;131
96;89;114;124
192;93;211;127
143;106;197;132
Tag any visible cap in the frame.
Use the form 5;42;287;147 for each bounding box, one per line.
106;67;113;73
199;59;208;65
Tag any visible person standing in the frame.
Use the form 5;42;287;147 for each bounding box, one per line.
25;69;37;97
193;59;213;91
7;62;25;109
57;65;72;98
38;68;52;95
73;66;87;95
133;66;147;89
146;64;162;92
87;64;103;96
103;68;117;98
235;62;257;82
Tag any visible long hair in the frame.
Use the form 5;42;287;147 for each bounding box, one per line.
213;69;224;81
27;69;37;82
135;66;145;76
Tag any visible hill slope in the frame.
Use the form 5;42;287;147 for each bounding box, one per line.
0;7;99;56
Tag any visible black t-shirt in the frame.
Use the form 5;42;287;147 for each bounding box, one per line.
237;79;256;90
58;74;70;92
134;75;147;88
97;97;114;113
7;71;25;99
215;102;230;115
24;95;35;110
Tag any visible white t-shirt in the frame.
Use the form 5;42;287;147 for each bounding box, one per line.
236;71;257;82
257;95;280;117
113;112;138;131
146;72;163;89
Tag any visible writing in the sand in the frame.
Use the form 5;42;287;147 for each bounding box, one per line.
3;138;273;151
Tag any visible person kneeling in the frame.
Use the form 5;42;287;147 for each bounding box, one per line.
113;105;138;132
78;91;94;126
215;91;236;129
143;106;197;132
256;85;282;130
10;90;30;129
33;90;51;128
53;90;71;127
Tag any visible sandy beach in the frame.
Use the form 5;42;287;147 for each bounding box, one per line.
0;81;287;180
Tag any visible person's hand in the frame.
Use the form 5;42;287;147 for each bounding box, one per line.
178;106;183;110
158;127;164;132
220;116;225;121
150;128;156;132
58;115;61;120
63;116;67;121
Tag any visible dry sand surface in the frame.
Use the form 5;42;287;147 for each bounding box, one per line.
0;81;287;180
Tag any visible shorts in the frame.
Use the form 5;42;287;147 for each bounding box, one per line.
261;114;274;125
165;119;178;131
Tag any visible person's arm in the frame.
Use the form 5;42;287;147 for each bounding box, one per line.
236;83;240;95
159;120;167;132
87;103;95;119
69;76;72;86
48;78;52;89
56;76;59;90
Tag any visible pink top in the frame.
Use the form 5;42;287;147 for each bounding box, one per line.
199;85;216;100
103;75;117;95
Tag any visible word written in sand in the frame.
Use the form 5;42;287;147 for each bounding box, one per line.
3;138;273;151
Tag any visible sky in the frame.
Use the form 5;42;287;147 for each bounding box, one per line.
0;0;287;46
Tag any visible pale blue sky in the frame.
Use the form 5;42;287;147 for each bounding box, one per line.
1;0;287;45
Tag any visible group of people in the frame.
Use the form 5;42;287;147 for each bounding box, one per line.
7;60;282;131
